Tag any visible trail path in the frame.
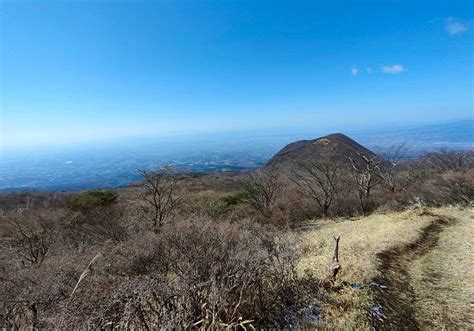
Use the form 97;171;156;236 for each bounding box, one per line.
370;214;456;330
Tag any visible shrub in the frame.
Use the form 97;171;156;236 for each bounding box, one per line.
63;191;127;245
423;169;474;205
73;220;319;329
64;204;128;244
214;191;249;216
67;191;118;210
180;191;249;220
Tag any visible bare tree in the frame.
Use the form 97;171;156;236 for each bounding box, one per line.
138;166;181;232
291;159;342;218
433;170;474;205
427;149;473;171
241;171;283;219
374;143;417;194
347;153;381;214
6;214;53;266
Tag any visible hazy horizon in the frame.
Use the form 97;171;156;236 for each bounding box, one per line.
1;116;471;154
1;119;472;192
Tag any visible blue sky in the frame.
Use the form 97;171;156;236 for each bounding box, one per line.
1;0;472;150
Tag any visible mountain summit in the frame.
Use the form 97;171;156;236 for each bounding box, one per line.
263;133;378;172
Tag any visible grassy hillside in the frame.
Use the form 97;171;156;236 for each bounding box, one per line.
409;208;474;328
298;206;473;329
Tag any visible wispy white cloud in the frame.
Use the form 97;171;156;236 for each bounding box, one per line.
351;64;405;75
445;17;469;35
351;65;358;76
381;64;406;74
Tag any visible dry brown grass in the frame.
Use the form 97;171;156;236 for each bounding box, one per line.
409;207;474;329
298;206;473;329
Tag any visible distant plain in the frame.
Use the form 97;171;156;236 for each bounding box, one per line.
1;119;472;193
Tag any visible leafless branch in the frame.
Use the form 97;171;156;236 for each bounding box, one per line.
240;171;283;219
138;166;181;231
291;159;342;218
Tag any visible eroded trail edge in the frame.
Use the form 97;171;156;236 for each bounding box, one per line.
370;214;456;330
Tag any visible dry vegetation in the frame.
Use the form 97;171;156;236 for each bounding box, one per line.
0;148;473;328
298;206;474;329
409;208;474;329
299;209;433;328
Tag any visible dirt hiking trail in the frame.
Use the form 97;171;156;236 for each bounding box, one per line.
370;214;456;330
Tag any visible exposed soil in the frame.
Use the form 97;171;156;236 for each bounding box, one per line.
370;215;456;330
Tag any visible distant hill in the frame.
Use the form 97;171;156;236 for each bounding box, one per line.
263;133;379;172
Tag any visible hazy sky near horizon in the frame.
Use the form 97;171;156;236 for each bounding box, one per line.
1;0;473;149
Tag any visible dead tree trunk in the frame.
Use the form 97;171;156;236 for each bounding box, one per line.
323;236;341;289
329;235;341;279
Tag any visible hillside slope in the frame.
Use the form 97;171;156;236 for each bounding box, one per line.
298;206;474;329
263;133;379;173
